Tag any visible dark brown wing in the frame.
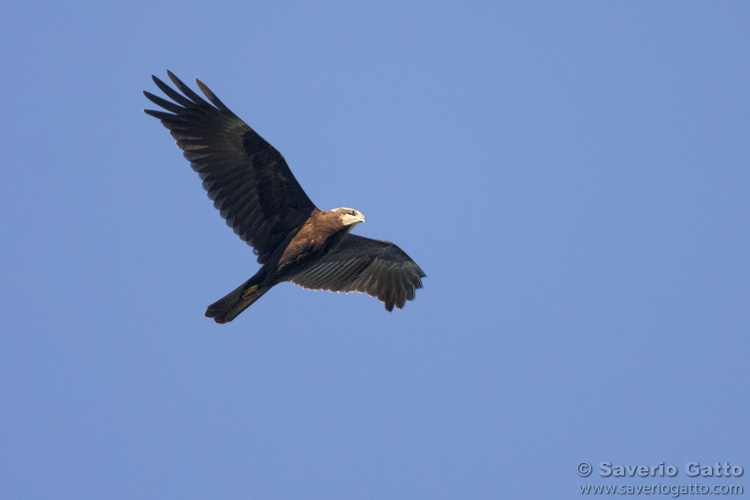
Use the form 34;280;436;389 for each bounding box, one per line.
143;71;316;263
288;234;425;311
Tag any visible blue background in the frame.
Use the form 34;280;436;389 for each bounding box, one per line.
2;1;748;498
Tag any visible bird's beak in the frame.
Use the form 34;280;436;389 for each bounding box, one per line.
341;211;366;229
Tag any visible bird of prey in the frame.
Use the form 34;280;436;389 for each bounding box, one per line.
144;71;425;323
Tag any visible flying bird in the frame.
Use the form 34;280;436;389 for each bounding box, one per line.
143;71;425;323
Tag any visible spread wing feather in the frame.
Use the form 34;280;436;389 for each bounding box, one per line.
143;71;316;263
289;235;425;311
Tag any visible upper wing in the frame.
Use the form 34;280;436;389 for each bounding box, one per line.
143;71;316;263
288;234;426;311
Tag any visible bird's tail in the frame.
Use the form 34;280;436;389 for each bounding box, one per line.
205;278;269;324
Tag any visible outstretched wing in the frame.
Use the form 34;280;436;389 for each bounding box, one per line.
143;71;316;263
289;234;425;311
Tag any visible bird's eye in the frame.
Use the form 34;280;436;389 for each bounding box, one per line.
348;209;356;215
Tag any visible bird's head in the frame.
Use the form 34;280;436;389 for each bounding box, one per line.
334;207;366;231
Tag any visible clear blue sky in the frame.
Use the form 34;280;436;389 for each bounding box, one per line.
2;1;749;498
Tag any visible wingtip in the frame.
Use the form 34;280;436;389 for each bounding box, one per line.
195;78;210;95
167;70;183;88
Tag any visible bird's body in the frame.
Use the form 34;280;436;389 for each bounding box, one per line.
144;72;424;323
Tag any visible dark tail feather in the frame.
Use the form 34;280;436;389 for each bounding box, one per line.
205;278;269;324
